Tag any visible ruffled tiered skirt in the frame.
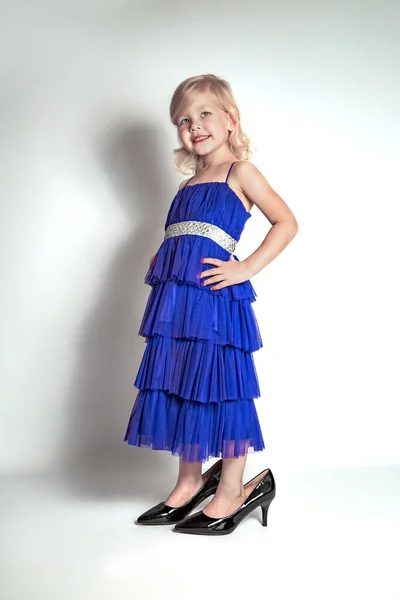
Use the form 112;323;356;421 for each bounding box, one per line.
124;235;265;463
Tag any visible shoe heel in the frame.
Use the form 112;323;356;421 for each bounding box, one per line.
260;498;273;527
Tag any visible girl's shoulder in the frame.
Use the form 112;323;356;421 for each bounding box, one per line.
178;177;193;191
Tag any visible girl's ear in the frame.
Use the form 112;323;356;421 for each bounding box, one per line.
227;114;237;132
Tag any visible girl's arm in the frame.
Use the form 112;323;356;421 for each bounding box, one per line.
234;161;298;277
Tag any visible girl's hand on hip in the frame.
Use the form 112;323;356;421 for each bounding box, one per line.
197;255;251;290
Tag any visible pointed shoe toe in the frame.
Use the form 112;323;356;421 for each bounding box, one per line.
136;501;177;525
173;467;276;536
135;458;223;526
173;510;216;534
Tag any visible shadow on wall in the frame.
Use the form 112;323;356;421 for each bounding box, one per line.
60;121;178;499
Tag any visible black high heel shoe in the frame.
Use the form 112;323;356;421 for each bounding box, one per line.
135;459;223;525
173;467;275;535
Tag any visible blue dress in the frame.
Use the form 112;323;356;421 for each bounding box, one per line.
124;161;265;463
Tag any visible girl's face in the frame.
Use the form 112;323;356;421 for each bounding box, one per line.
176;90;233;156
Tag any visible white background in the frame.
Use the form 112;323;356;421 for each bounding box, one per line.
1;1;399;599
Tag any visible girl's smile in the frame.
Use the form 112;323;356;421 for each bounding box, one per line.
192;135;211;143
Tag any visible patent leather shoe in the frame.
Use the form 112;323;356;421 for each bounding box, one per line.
173;467;275;535
136;459;223;525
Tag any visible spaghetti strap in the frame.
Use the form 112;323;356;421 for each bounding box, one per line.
183;175;196;188
225;161;240;183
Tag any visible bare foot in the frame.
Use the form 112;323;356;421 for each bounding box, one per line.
164;477;204;508
202;490;247;518
202;471;265;518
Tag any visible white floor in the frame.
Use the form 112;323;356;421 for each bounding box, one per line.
1;464;399;600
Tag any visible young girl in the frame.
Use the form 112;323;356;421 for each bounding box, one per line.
124;74;298;536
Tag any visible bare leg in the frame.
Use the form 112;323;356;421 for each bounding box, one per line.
202;454;249;518
164;455;203;507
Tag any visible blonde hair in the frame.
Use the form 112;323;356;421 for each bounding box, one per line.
169;74;252;176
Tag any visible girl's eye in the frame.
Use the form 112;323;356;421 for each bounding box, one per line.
179;111;211;125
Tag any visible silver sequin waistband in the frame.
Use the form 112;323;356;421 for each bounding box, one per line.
164;220;237;253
